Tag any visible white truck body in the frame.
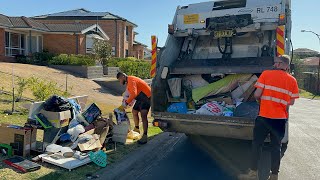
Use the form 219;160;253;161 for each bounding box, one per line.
152;0;292;142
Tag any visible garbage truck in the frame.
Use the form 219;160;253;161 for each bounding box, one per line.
151;0;292;142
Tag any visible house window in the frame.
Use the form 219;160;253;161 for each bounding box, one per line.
86;35;94;53
26;35;43;54
38;36;43;52
125;49;129;57
125;26;129;42
112;46;115;56
5;31;26;56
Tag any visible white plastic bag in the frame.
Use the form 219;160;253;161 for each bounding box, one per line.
127;130;140;140
195;101;225;116
122;90;135;108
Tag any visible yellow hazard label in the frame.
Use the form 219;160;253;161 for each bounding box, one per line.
184;14;199;24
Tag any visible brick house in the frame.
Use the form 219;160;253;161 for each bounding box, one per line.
0;14;109;62
33;8;146;58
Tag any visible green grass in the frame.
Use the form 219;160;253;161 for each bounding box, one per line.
0;93;162;179
299;89;320;100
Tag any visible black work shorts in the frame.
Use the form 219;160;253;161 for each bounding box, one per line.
133;92;151;111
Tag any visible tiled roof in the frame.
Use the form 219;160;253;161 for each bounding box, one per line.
0;14;12;27
8;16;49;31
45;23;93;32
302;57;320;66
134;41;148;47
33;8;137;27
0;13;109;36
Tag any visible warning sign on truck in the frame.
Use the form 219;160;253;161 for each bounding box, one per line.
184;14;199;24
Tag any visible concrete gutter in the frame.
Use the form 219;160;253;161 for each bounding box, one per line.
96;132;183;180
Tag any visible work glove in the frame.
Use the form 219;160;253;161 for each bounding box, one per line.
122;99;129;109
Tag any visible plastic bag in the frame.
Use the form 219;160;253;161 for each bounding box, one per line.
168;78;182;98
43;95;71;112
122;90;136;108
167;102;188;114
223;105;235;117
127;130;140;140
114;107;130;125
195;101;225;116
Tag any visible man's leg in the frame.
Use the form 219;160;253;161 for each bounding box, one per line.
269;119;286;175
140;109;149;135
132;103;141;133
251;116;270;171
238;117;270;179
137;107;150;144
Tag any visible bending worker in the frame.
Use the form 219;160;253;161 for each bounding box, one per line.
117;72;151;144
239;55;299;180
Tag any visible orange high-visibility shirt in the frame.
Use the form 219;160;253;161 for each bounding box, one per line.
255;70;299;119
126;76;151;104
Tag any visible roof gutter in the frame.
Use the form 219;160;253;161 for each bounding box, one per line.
8;27;49;33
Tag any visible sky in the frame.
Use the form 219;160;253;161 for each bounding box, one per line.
0;0;319;52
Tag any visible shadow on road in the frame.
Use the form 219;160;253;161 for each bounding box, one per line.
190;136;273;180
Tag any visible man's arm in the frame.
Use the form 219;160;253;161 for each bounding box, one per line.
126;80;138;104
254;88;263;100
289;99;295;106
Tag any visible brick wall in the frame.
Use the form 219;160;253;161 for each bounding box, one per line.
128;26;133;57
35;19;135;58
79;34;86;54
0;28;5;61
133;44;145;59
43;34;81;54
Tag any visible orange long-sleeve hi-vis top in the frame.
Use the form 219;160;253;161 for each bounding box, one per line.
125;76;151;104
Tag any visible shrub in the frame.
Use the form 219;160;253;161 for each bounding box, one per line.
118;61;151;79
16;77;30;102
49;54;95;66
32;51;55;65
16;51;55;65
92;39;112;66
27;77;69;101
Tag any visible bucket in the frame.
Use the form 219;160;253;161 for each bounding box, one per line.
168;78;182;98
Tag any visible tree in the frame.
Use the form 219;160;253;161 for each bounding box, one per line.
92;39;112;66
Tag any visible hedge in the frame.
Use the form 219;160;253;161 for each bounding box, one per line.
117;60;151;79
49;54;95;66
16;51;55;65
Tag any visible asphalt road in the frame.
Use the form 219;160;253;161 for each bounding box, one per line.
100;98;320;180
138;98;320;180
138;135;233;180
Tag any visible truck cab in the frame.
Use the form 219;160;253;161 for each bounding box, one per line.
152;0;292;140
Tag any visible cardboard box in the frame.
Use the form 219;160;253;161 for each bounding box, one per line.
0;124;32;157
231;75;258;100
30;128;37;151
40;109;71;128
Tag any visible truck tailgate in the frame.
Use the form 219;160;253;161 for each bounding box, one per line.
153;112;255;140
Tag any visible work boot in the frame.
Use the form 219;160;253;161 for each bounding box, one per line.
133;127;140;134
238;169;258;180
268;174;278;180
138;134;148;144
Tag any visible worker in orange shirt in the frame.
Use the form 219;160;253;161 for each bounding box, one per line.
238;55;299;180
117;72;151;144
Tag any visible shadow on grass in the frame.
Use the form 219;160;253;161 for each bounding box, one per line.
93;79;125;96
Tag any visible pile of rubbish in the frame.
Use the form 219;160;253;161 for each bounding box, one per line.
0;94;137;173
166;74;260;119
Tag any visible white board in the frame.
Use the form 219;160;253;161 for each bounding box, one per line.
41;153;91;171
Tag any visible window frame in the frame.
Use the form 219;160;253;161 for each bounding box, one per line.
5;31;27;57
